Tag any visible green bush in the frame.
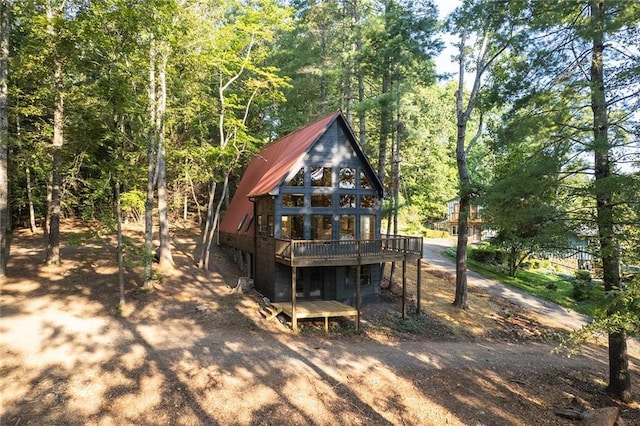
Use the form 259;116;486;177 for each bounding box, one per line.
575;270;592;282
470;247;506;265
572;270;594;301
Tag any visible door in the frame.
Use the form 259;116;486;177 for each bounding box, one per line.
296;267;326;300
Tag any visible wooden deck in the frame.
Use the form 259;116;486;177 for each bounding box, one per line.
271;300;359;332
274;236;423;267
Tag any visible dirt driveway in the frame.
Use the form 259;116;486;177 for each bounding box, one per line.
1;221;639;425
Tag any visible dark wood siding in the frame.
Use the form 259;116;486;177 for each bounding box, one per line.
253;196;277;299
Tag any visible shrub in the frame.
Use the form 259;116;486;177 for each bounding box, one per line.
575;270;592;282
469;247;506;265
572;270;594;301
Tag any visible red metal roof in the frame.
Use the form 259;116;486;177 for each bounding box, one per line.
220;111;341;236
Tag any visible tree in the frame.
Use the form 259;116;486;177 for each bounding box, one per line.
484;0;639;401
45;0;68;266
447;0;525;308
197;0;292;268
0;0;8;276
589;0;630;401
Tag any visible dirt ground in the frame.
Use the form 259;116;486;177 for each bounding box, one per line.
1;220;639;425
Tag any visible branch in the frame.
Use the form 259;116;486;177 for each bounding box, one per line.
465;111;483;156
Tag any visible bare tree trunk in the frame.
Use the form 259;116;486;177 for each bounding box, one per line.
142;36;157;290
46;4;64;266
590;0;630;402
0;0;8;276
156;46;174;270
452;29;486;309
198;180;216;268
186;170;202;226
44;169;51;236
116;180;126;308
377;67;390;181
183;167;189;222
204;171;230;271
388;100;402;288
319;23;327;115
26;167;36;233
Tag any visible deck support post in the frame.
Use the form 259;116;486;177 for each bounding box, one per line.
356;261;361;332
402;259;407;319
416;259;422;314
291;266;297;332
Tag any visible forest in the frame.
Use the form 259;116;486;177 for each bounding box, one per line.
0;0;639;405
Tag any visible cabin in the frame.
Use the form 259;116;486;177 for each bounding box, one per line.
219;111;423;330
435;197;488;242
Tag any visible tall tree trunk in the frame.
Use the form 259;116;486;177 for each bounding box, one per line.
319;22;328;115
156;46;173;270
590;0;630;402
377;64;390;181
204;171;230;271
355;0;366;148
0;0;8;276
186;170;202;226
116;180;126;308
143;36;157;290
198;180;216;268
452;31;471;309
26;167;36;233
46;4;64;265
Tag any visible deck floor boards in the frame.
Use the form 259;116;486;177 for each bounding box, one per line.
271;300;358;332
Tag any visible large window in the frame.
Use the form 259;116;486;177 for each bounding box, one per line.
360;215;375;239
311;215;333;240
282;193;305;207
282;215;304;239
339;215;356;239
311;167;332;187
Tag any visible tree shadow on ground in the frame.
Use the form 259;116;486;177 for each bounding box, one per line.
1;221;638;425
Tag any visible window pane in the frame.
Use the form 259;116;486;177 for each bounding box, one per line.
339;194;356;208
282;193;305;207
360;215;375;239
360;171;372;189
257;215;264;235
244;215;253;232
311;194;332;207
339;168;356;188
237;213;248;231
360;195;376;208
339;215;356;239
267;215;274;237
286;168;305;186
311;215;333;240
345;265;372;288
311;167;332;186
282;215;304;239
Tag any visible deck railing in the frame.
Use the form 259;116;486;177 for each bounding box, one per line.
275;235;423;263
